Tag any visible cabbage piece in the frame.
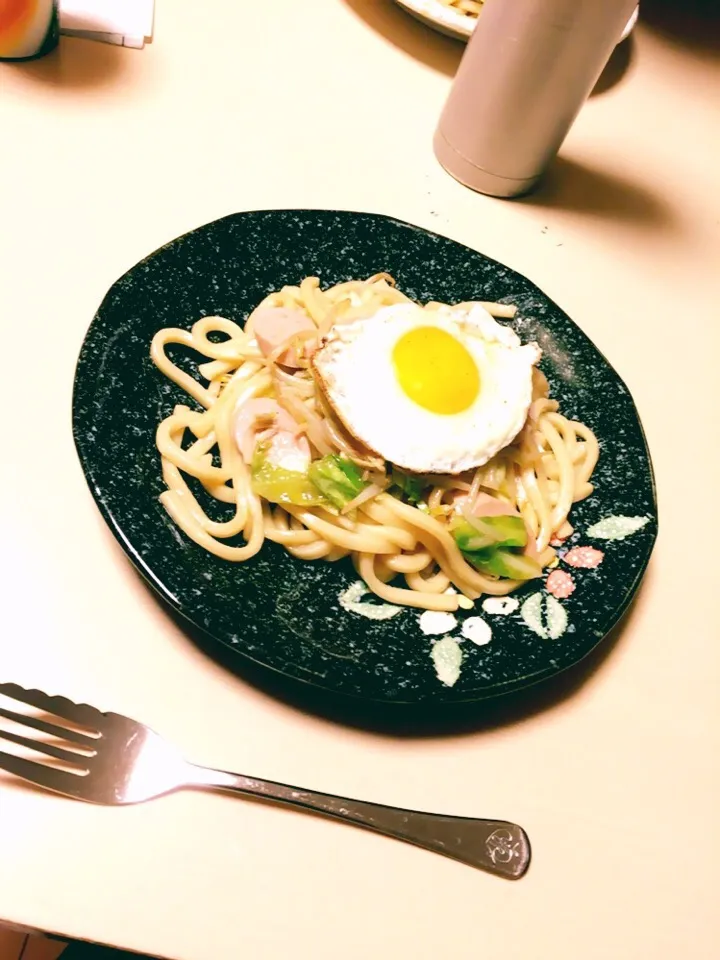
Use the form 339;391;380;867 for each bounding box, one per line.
391;468;425;504
308;455;368;510
465;547;543;580
251;443;328;506
451;517;542;580
451;515;528;551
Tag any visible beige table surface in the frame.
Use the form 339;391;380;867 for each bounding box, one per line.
1;2;719;958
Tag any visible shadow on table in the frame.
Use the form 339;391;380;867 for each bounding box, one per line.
2;34;131;91
158;563;655;740
518;155;674;232
591;35;634;96
640;0;720;58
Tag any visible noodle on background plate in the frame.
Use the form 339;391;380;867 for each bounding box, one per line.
150;275;599;612
438;0;484;17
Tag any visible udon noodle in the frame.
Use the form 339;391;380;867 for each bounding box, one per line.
151;275;598;612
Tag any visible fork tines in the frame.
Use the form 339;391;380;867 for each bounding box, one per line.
0;681;100;759
0;682;101;731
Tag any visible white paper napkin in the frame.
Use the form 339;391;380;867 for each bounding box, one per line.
59;0;154;49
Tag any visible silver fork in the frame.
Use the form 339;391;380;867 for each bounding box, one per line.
0;682;530;878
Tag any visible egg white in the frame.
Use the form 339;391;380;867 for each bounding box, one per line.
312;302;541;474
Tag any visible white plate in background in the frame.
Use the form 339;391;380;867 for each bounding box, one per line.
393;0;639;45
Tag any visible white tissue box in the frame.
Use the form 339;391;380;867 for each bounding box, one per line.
59;0;154;48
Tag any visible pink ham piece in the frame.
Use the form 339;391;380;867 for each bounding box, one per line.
470;492;521;518
233;398;310;469
252;306;316;368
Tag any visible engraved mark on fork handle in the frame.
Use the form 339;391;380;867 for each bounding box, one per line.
486;826;525;865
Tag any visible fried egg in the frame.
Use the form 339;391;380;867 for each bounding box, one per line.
312;302;540;474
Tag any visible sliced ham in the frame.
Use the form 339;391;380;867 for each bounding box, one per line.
265;421;311;474
470;492;520;518
234;398;277;462
233;397;310;469
252;306;316;368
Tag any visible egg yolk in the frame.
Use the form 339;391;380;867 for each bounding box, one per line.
392;326;480;415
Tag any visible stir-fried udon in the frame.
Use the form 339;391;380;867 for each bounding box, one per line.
151;274;599;612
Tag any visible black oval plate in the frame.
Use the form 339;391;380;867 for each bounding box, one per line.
72;211;657;703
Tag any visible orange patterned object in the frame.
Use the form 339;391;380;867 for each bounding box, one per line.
0;0;57;60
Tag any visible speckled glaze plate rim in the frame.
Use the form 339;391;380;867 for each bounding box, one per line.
393;0;639;44
72;209;658;705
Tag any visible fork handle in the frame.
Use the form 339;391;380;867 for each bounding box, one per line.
190;766;530;878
